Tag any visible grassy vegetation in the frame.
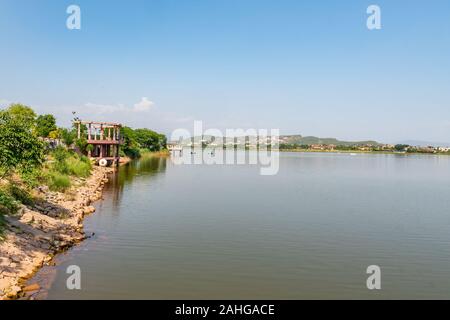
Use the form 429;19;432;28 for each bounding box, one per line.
140;149;170;158
0;187;20;240
0;103;167;240
0;214;5;240
44;147;92;192
7;183;34;206
0;146;94;239
0;189;19;216
47;172;72;192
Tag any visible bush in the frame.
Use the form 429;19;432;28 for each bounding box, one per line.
45;147;92;192
50;147;91;178
66;157;91;177
0;213;5;240
0;190;19;215
75;138;88;153
80;155;91;164
54;160;69;175
52;146;69;163
60;128;76;146
20;168;45;188
124;147;141;159
8;184;34;206
48;172;71;192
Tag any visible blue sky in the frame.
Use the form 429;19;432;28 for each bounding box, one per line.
1;0;450;143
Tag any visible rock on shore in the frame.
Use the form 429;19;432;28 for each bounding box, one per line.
0;166;113;300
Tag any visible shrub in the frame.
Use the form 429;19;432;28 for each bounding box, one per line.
124;147;141;159
66;157;91;177
0;213;5;240
0;212;6;241
54;160;70;175
86;144;94;154
8;184;34;206
48;172;71;192
0;190;15;240
75;138;88;153
0;190;19;215
52;146;69;163
51;146;71;174
50;147;91;178
60;128;76;146
20;167;45;188
80;155;91;164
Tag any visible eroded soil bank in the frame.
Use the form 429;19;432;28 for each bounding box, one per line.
0;166;113;300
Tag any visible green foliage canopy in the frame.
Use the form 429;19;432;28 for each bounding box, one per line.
120;126;167;158
36;114;57;138
0;109;45;178
6;104;37;127
60;128;76;146
134;128;167;151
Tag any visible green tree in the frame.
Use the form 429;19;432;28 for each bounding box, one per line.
0;111;45;179
60;128;76;146
35;114;57;138
75;137;88;152
86;144;94;154
134;128;167;151
120;126;140;158
6;103;37;127
394;144;409;152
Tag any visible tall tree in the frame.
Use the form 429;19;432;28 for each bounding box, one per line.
5;103;36;127
36;114;57;138
60;128;76;146
120;126;140;158
134;128;166;151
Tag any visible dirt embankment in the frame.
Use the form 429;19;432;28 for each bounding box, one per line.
0;166;113;300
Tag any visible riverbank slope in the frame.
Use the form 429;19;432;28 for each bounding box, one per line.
0;166;112;299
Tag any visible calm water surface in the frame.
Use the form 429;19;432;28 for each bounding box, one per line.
35;152;450;299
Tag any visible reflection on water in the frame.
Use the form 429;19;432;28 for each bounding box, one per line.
106;155;168;209
31;152;450;299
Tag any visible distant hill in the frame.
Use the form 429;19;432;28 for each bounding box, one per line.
280;135;380;146
174;134;450;148
176;134;381;146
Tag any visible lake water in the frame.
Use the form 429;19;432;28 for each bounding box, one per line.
33;151;450;299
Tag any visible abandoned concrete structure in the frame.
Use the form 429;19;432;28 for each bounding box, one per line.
74;121;123;166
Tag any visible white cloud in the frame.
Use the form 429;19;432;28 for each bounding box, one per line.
80;97;154;115
133;97;154;112
83;102;126;114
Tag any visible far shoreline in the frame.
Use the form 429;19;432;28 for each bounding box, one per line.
174;147;450;157
277;149;450;156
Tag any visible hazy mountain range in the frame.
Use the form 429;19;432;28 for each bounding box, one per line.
279;135;380;146
177;134;380;146
175;134;450;147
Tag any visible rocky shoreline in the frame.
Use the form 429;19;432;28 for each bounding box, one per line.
0;166;113;300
